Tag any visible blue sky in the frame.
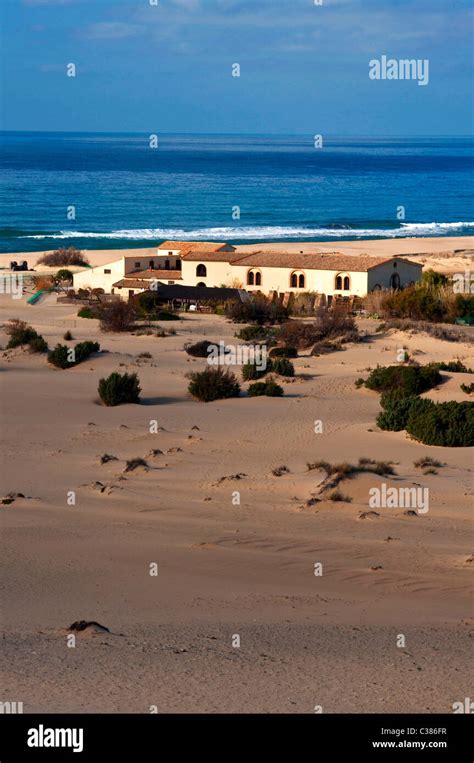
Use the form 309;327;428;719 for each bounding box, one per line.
1;0;473;135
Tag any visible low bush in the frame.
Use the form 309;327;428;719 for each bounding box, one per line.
188;367;240;402
376;396;430;432
98;301;136;333
226;297;289;325
38;247;89;267
5;319;48;352
461;382;474;394
278;312;359;350
63;330;74;340
28;335;49;353
327;490;352;503
236;325;272;341
364;364;441;399
98;371;141;406
48;340;100;369
185;340;221;358
269;345;298;359
414;456;443;469
406;400;474;447
242;360;271;381
272;357;295;377
77;307;97;319
432;360;473;374
248;379;284;397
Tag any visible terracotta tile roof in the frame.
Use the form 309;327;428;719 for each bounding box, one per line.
127;269;182;279
180;250;247;262
157;241;235;255
229;252;417;272
113;270;182;289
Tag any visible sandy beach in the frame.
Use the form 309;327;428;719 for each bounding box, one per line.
0;284;472;713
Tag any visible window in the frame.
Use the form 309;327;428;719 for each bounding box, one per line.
134;262;140;268
196;264;207;277
372;283;381;291
290;271;305;288
343;276;350;291
149;260;155;269
335;275;343;290
298;274;305;288
176;260;182;270
291;273;298;288
104;269;111;274
390;273;401;289
197;282;206;287
247;269;262;286
165;260;170;270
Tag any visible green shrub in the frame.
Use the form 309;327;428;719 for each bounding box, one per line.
242;360;272;381
226;297;289;325
6;324;38;348
461;382;474;394
365;364;441;399
406;400;474;447
236;325;271;341
432;360;473;373
63;330;74;340
75;340;100;362
185;340;220;358
5;319;47;351
28;335;49;353
272;357;295;377
376;396;430;432
48;340;99;369
269;345;298;359
248;379;284;397
77;307;96;319
55;269;74;282
455;294;474;320
98;371;141;406
188;367;240;402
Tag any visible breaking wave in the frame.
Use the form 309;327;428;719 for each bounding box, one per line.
21;221;474;241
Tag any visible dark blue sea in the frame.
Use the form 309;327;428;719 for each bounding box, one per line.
0;132;473;254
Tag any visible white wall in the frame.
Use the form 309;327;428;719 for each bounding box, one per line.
73;258;125;292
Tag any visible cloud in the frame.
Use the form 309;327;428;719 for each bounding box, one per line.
83;22;144;40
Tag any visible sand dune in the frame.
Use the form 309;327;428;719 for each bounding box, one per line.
0;294;472;712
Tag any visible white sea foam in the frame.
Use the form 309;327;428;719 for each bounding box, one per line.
23;222;474;240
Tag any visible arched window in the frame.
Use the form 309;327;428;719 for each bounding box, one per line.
197;282;206;287
247;269;262;286
196;264;207;277
372;283;381;291
343;276;350;291
390;273;400;289
335;275;343;290
290;271;305;288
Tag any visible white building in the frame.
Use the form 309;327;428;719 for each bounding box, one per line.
73;241;423;302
